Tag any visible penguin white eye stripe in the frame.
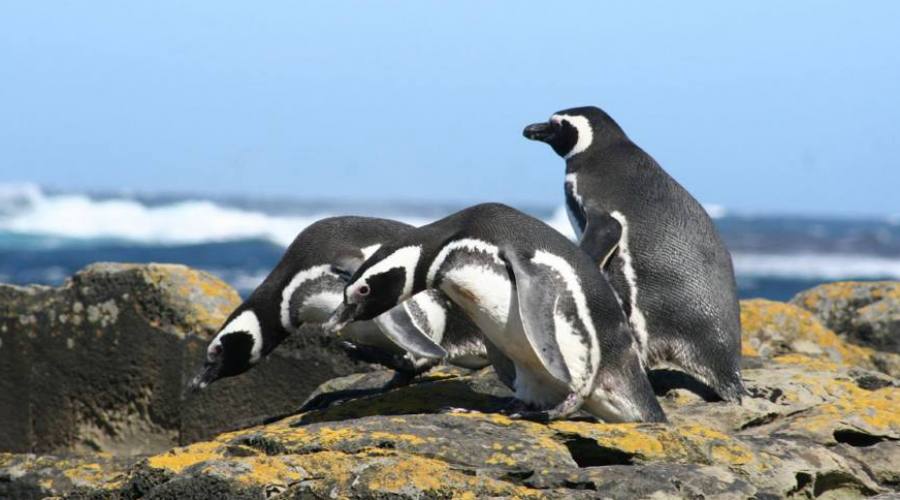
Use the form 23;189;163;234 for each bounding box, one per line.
213;310;263;364
357;245;422;299
552;114;594;160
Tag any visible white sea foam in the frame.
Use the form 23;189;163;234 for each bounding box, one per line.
732;253;900;280
3;184;899;282
547;205;577;240
703;203;728;219
0;184;430;247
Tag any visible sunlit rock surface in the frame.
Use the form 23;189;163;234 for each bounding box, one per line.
0;263;368;456
793;281;900;355
0;273;897;499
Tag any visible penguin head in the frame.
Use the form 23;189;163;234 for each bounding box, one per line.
324;245;422;332
188;308;264;391
523;106;625;159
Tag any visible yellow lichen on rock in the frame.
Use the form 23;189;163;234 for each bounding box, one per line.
548;421;756;469
143;263;240;337
781;375;899;442
740;299;876;368
61;461;124;489
146;441;222;474
799;281;900;308
357;452;540;498
772;353;841;371
201;455;308;486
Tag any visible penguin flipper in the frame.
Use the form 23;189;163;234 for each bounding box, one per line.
579;212;623;268
372;290;449;360
504;250;599;395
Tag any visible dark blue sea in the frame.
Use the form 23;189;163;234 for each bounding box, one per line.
2;184;898;302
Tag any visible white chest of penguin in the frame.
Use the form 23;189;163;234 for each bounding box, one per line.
565;173;586;240
431;249;569;404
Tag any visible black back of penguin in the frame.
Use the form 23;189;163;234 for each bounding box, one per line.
345;203;665;422
188;216;414;389
250;216;414;340
524;106;744;402
362;203;635;356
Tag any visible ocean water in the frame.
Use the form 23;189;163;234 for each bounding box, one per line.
1;183;898;302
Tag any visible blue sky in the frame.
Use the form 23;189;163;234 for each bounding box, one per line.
1;2;898;216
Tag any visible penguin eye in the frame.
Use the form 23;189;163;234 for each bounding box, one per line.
357;284;370;296
209;343;223;359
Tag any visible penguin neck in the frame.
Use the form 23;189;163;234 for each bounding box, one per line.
244;281;292;356
563;119;629;174
407;234;449;294
564;141;626;175
565;152;597;174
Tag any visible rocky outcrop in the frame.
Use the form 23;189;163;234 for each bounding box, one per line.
792;281;900;354
0;263;368;456
1;271;898;499
743;298;900;379
6;355;896;499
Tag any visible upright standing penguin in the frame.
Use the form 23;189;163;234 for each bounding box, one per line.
523;106;744;402
325;203;666;423
188;216;487;391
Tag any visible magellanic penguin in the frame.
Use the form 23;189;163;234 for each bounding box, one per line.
325;203;666;423
188;216;487;391
523;106;745;402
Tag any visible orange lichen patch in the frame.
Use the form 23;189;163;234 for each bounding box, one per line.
147;441;222;473
485;452;519;466
147;445;541;496
199;455;308;486
446;410;516;427
548;422;757;468
740;299;875;367
361;452;540;498
551;422;664;458
0;454;128;491
241;456;306;485
782;376;900;441
742;343;760;357
223;421;441;456
772;353;841;371
61;461;125;488
800;281;900;306
143;264;240;336
290;450;356;486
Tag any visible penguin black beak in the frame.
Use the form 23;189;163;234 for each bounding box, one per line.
323;302;358;334
187;360;223;393
523;122;556;142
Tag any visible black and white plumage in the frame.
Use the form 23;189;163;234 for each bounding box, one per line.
524;106;745;402
188;216;487;391
325;203;666;423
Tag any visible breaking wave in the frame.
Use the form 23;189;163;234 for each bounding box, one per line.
2;183;899;294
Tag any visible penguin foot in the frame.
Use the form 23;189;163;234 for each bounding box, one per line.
509;393;584;422
499;399;553;422
339;341;416;372
297;388;386;413
498;398;532;416
508;410;552;423
439;406;474;414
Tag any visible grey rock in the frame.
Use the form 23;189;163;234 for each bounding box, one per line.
0;263;368;455
792;281;900;354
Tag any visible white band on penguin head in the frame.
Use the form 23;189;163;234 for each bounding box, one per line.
552;114;594;159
